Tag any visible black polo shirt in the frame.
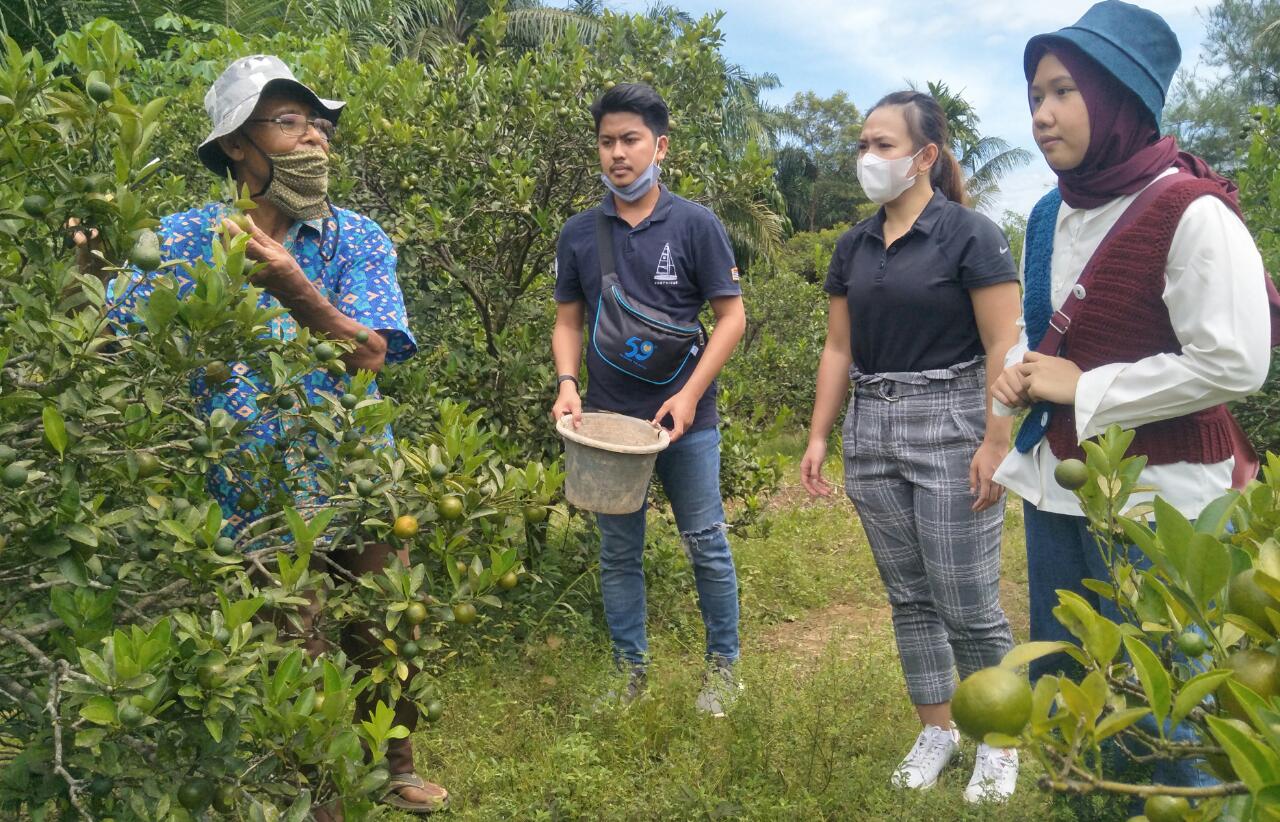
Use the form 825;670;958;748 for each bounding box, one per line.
555;187;742;431
823;190;1017;374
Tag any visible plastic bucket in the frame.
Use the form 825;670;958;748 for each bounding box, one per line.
556;412;670;514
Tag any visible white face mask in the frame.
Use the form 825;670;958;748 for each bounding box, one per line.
856;147;925;205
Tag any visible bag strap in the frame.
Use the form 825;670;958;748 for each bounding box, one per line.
1034;172;1192;356
595;209;616;281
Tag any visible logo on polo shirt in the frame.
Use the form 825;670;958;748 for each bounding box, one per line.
654;243;678;284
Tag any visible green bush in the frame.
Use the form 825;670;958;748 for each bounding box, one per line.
0;22;559;817
998;428;1280;818
1235;103;1280;459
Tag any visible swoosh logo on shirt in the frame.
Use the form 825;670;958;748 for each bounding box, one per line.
999;245;1010;255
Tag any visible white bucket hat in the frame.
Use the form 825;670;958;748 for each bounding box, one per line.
197;55;345;176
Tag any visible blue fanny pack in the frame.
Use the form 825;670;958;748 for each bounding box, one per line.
590;209;705;385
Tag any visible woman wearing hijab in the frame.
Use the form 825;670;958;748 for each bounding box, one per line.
993;0;1272;788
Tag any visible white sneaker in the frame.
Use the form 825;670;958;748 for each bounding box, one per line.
964;743;1019;803
891;724;960;789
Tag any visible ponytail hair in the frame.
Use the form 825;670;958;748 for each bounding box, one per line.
867;91;968;206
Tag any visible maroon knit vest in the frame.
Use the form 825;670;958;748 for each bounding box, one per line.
1045;179;1238;465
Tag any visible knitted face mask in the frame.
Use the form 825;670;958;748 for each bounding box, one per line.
262;148;330;221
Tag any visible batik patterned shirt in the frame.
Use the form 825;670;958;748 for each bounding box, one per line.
107;202;416;536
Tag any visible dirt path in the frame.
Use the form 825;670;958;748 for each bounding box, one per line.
752;491;1031;667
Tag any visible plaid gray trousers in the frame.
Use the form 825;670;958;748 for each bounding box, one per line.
842;359;1013;705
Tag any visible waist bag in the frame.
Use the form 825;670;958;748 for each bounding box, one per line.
590;209;705;385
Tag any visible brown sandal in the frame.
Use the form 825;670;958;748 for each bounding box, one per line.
381;772;450;814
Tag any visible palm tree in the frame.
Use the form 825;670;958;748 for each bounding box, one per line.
925;80;1032;211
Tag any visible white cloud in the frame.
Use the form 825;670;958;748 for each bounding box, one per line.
665;0;1213;217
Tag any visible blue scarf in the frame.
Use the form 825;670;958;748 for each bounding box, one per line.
1014;189;1063;454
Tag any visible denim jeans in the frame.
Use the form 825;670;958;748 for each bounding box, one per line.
1024;501;1217;789
596;426;740;667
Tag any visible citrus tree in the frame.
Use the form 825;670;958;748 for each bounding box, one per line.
0;21;559;819
951;426;1280;821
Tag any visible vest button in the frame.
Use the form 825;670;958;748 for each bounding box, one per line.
1072;284;1086;299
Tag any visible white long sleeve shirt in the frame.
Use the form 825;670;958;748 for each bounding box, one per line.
993;170;1271;518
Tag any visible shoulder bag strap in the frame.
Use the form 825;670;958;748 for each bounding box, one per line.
1034;172;1193;356
595;208;617;282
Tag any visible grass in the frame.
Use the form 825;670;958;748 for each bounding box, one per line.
379;460;1132;821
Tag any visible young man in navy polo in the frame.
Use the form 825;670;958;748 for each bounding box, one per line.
550;83;747;714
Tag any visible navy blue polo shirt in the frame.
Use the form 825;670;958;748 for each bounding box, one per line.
824;190;1018;374
555;186;742;431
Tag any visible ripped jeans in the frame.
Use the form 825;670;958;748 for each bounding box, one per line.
596;426;740;667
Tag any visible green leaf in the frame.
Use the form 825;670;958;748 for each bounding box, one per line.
1172;669;1234;727
57;554;89;587
78;647;112;685
224;596;264;631
42;405;67;457
1195;491;1242;536
79;695;116;725
1123;635;1171;725
1208;714;1280;792
204;716;223;743
1155;497;1195;580
1095;707;1150;741
1182;533;1231;610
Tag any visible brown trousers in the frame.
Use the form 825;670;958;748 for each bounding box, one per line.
265;541;419;775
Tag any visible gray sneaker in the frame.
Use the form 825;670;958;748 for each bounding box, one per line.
594;664;648;710
695;661;743;717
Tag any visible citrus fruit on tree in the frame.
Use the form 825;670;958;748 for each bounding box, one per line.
1053;458;1089;491
393;515;419;539
1175;631;1208;658
20;194;49;218
340;393;359;410
237;489;260;511
134;452;161;478
951;666;1032;740
356;478;375;497
400;640;420;659
405;601;428;625
426;700;444;722
303;445;321;461
191;435;212;455
177;778;216;811
86;79;112;102
2;464;28;488
499;571;518;590
1144;795;1191;822
439;496;464;521
1228;569;1280;632
118;702;144;728
313;342;336;362
523;505;547;524
355;329;370;343
452;602;477;625
213;537;236;557
205;360;232;386
275;393;295;410
212;783;238;813
1218;648;1280;719
454;559;468;576
197;662;227;689
429;462;448;480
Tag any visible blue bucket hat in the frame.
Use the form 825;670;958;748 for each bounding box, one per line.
1023;0;1180;129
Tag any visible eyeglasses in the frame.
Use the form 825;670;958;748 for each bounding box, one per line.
245;113;336;142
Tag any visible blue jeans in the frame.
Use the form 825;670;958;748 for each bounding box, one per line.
596;427;740;667
1024;502;1216;789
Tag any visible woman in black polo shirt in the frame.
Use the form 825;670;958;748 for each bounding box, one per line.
799;91;1023;802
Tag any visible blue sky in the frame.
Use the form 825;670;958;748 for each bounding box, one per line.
612;1;1215;219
